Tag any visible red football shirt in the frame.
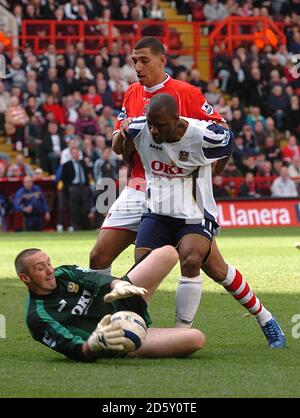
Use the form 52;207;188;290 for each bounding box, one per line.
114;75;225;185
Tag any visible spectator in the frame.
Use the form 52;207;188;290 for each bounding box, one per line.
97;79;114;108
241;125;260;155
82;85;103;113
230;108;246;136
238;172;260;198
256;160;273;196
0;161;7;179
94;135;106;159
93;147;118;183
13;176;51;231
25;114;44;165
60;136;83;166
265;117;281;142
214;96;233;121
271;166;298;197
227;57;246;98
61;68;81;95
203;0;228;21
42;94;66;126
98;106;117;135
245;67;267;109
42;67;63;95
82;135;99;175
121;55;138;84
246;106;266;130
63;95;79;125
64;0;79;20
241;155;258;176
0;81;10;134
112;82;125;111
268;85;290;131
232;135;249;168
147;0;165;20
288;29;300;55
41;0;58;20
205;81;220;106
213;175;230;198
281;135;300;163
41;121;66;175
10;56;27;88
189;68;207;91
286;95;300;137
0;191;10;231
223;160;242;178
288;156;300;178
61;147;92;230
4;96;29;151
264;136;281;164
74;57;94;81
6;154;33;178
253;120;267;147
75;102;100;137
253;21;278;51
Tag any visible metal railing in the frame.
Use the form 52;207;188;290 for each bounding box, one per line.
1;17;286;79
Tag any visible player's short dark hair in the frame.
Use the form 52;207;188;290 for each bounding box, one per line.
15;248;42;275
148;93;178;115
134;37;166;55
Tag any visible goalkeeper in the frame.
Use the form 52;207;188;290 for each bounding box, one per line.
15;246;205;361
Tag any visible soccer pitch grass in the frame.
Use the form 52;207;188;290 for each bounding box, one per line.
0;227;300;398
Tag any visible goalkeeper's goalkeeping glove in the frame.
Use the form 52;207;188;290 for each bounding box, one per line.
104;280;148;303
87;315;126;352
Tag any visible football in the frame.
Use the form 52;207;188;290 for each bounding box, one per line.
111;311;147;352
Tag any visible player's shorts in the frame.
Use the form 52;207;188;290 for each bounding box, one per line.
101;186;146;232
136;212;218;250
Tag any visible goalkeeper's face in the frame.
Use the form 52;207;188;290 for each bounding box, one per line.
23;251;57;296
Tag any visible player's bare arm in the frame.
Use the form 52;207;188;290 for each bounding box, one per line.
122;136;136;165
112;117;133;155
212;154;232;176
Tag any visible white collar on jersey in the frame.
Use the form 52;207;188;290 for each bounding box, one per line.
144;73;170;93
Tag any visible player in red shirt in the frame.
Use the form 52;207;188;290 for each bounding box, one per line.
90;37;285;348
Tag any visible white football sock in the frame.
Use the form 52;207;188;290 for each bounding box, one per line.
175;275;202;328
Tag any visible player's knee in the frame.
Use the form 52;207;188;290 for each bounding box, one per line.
185;329;206;355
89;246;112;269
159;245;179;265
181;254;202;277
192;329;206;350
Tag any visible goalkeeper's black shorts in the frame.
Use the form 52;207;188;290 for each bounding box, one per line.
111;275;152;329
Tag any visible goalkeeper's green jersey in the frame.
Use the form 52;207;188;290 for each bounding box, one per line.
24;265;150;361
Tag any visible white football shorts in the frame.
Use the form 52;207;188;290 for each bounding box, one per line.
101;186;146;232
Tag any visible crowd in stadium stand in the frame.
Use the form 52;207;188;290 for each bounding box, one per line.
0;0;300;231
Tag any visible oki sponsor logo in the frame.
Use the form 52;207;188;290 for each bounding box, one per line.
218;204;291;227
151;160;183;175
71;290;93;315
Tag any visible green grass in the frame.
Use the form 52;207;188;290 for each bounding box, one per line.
0;227;300;398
